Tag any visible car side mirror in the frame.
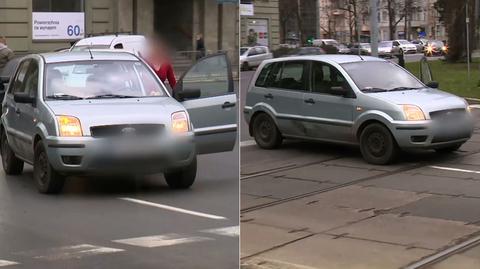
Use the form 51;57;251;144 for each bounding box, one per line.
14;93;35;104
426;81;439;88
329;86;350;97
174;88;201;101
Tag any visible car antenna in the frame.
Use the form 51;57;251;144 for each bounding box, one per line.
358;54;364;61
88;43;94;60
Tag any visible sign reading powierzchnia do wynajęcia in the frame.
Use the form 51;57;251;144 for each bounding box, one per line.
32;12;85;40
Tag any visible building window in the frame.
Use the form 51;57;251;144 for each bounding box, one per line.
33;0;84;12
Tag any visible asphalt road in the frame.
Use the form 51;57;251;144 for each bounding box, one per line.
239;55;480;268
0;145;239;268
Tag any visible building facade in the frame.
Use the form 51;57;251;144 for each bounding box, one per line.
0;0;238;67
240;0;280;50
317;0;447;43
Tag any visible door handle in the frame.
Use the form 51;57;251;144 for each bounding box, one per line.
264;93;273;99
304;98;315;104
222;101;236;109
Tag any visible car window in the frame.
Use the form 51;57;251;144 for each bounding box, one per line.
9;60;31;95
22;60;39;98
271;61;307;91
45;60;166;99
393;41;399;46
247;49;257;56
255;63;273;87
312;61;349;94
182;54;230;98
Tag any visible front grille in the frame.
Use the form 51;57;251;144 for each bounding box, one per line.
432;133;470;143
90;124;164;138
429;108;466;120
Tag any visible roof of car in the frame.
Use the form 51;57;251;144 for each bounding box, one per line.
40;51;139;63
74;35;145;47
263;54;385;65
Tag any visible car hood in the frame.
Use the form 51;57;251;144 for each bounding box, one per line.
369;88;467;114
46;97;185;135
400;44;416;49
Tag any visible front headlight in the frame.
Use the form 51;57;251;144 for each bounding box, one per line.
401;105;425;121
57;115;83;137
171;111;189;134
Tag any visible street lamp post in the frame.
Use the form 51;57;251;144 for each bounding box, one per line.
370;0;379;57
466;2;471;80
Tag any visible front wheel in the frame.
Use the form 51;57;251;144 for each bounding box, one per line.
164;157;197;189
1;130;24;175
34;142;65;194
251;113;282;149
359;123;398;165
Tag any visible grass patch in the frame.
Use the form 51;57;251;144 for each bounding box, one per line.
405;59;480;98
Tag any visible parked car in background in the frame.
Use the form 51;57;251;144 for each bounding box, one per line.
312;39;342;54
424;40;447;56
1;51;236;193
411;39;428;53
378;41;394;58
337;43;351;54
288;47;325;56
349;43;371;55
240;46;273;70
70;35;147;56
244;55;473;164
392;40;417;54
0;56;22;92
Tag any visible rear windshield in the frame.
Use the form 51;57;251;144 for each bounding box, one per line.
70;45;110;51
341;61;424;92
44;60;167;100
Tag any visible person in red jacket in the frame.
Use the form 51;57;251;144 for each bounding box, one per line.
143;36;177;90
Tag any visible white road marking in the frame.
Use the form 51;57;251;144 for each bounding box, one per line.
240;140;257;147
113;234;213;248
119;197;227;220
26;244;124;261
200;226;239;237
429;165;480;174
0;260;18;267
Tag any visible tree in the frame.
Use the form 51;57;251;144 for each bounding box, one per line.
435;0;476;62
383;0;407;39
279;0;298;43
337;0;369;43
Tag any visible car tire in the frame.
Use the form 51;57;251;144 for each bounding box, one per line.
252;113;282;149
242;62;250;71
359;123;398;165
34;142;65;194
435;143;462;153
1;130;24;175
164;157;197;189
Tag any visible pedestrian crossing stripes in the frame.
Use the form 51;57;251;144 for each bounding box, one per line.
19;244;124;261
0;260;18;267
201;226;239;237
113;233;213;248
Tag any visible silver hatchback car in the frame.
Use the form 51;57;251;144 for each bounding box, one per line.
244;55;473;164
1;51;236;193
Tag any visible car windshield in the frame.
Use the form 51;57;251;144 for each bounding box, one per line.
379;41;392;47
430;41;444;47
240;47;249;55
44;60;166;100
324;40;339;45
361;44;370;48
341;61;424;92
398;40;410;45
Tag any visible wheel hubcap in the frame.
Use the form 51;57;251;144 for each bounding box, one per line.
35;152;48;185
367;132;387;157
258;119;273;141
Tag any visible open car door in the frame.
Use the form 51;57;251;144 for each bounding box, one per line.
419;56;433;84
175;53;237;154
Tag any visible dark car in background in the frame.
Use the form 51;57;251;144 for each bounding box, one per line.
349;43;371;55
424;40;447;56
288;47;326;56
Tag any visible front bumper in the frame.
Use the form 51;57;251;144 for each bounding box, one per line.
391;118;474;149
45;133;196;175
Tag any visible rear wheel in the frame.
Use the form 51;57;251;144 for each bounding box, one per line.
360;123;398;165
34;142;65;194
435;143;462;153
242;62;250;71
164;157;197;189
1;130;24;175
251;113;282;149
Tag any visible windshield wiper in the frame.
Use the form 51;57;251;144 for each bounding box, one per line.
86;94;137;99
46;94;84;100
389;87;422;92
361;87;388;93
